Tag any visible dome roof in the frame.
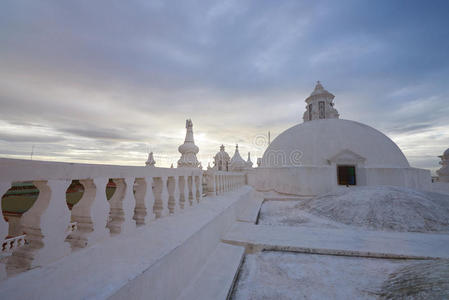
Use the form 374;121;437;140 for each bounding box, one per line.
214;145;230;161
261;119;409;168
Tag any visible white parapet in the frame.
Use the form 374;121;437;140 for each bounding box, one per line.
204;169;247;196
0;157;203;277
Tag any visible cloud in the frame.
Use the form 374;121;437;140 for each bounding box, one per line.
0;0;448;169
0;133;64;143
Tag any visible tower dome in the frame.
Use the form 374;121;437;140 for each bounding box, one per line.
213;145;230;171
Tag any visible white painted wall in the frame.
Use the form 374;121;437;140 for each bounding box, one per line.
248;166;431;196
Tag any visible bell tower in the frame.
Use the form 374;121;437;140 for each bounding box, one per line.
303;81;339;122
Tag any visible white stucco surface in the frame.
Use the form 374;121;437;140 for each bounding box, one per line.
231;251;413;300
223;222;449;259
0;187;257;300
262;119;409;168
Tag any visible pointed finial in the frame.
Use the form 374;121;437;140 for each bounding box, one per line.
145;152;156;167
170;163;174;168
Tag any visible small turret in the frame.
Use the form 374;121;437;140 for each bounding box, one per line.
230;144;247;171
213;144;230;171
246;152;253;168
177;119;200;168
303;81;339;122
145;152;156;167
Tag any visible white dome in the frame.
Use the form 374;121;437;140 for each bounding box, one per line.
262;119;409;168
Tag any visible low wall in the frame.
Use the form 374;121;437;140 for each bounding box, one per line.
248;166;334;196
429;182;449;195
0;186;260;300
364;167;431;190
249;166;432;196
0;157;246;281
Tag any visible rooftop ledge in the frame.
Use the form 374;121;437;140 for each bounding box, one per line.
0;186;253;300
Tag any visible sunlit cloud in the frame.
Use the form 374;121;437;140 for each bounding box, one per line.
0;0;448;173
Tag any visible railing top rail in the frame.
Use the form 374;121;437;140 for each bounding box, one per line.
0;158;202;183
205;170;246;176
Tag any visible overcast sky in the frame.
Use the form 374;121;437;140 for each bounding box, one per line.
0;0;448;172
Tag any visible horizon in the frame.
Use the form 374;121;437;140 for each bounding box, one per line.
1;0;448;173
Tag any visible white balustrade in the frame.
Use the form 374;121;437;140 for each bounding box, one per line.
203;170;247;196
6;180;72;274
0;158;248;278
0;182;10;240
1;235;26;253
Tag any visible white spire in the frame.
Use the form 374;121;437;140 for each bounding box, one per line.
303;81;339;122
246;152;253;168
177;119;200;168
145;152;156;167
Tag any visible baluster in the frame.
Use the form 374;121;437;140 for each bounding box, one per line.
207;172;216;196
167;177;177;214
160;176;169;216
188;176;194;206
194;176;200;203
144;177;155;223
122;177;137;234
153;177;169;218
107;178;136;235
173;176;181;212
199;175;203;201
7;180;71;274
152;177;162;218
67;178;109;249
0;182;10;281
178;176;186;209
133;178;147;226
0;182;10;240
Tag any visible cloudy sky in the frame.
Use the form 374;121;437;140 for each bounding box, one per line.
0;0;448;172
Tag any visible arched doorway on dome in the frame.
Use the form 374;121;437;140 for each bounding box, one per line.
337;165;356;185
328;149;365;187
